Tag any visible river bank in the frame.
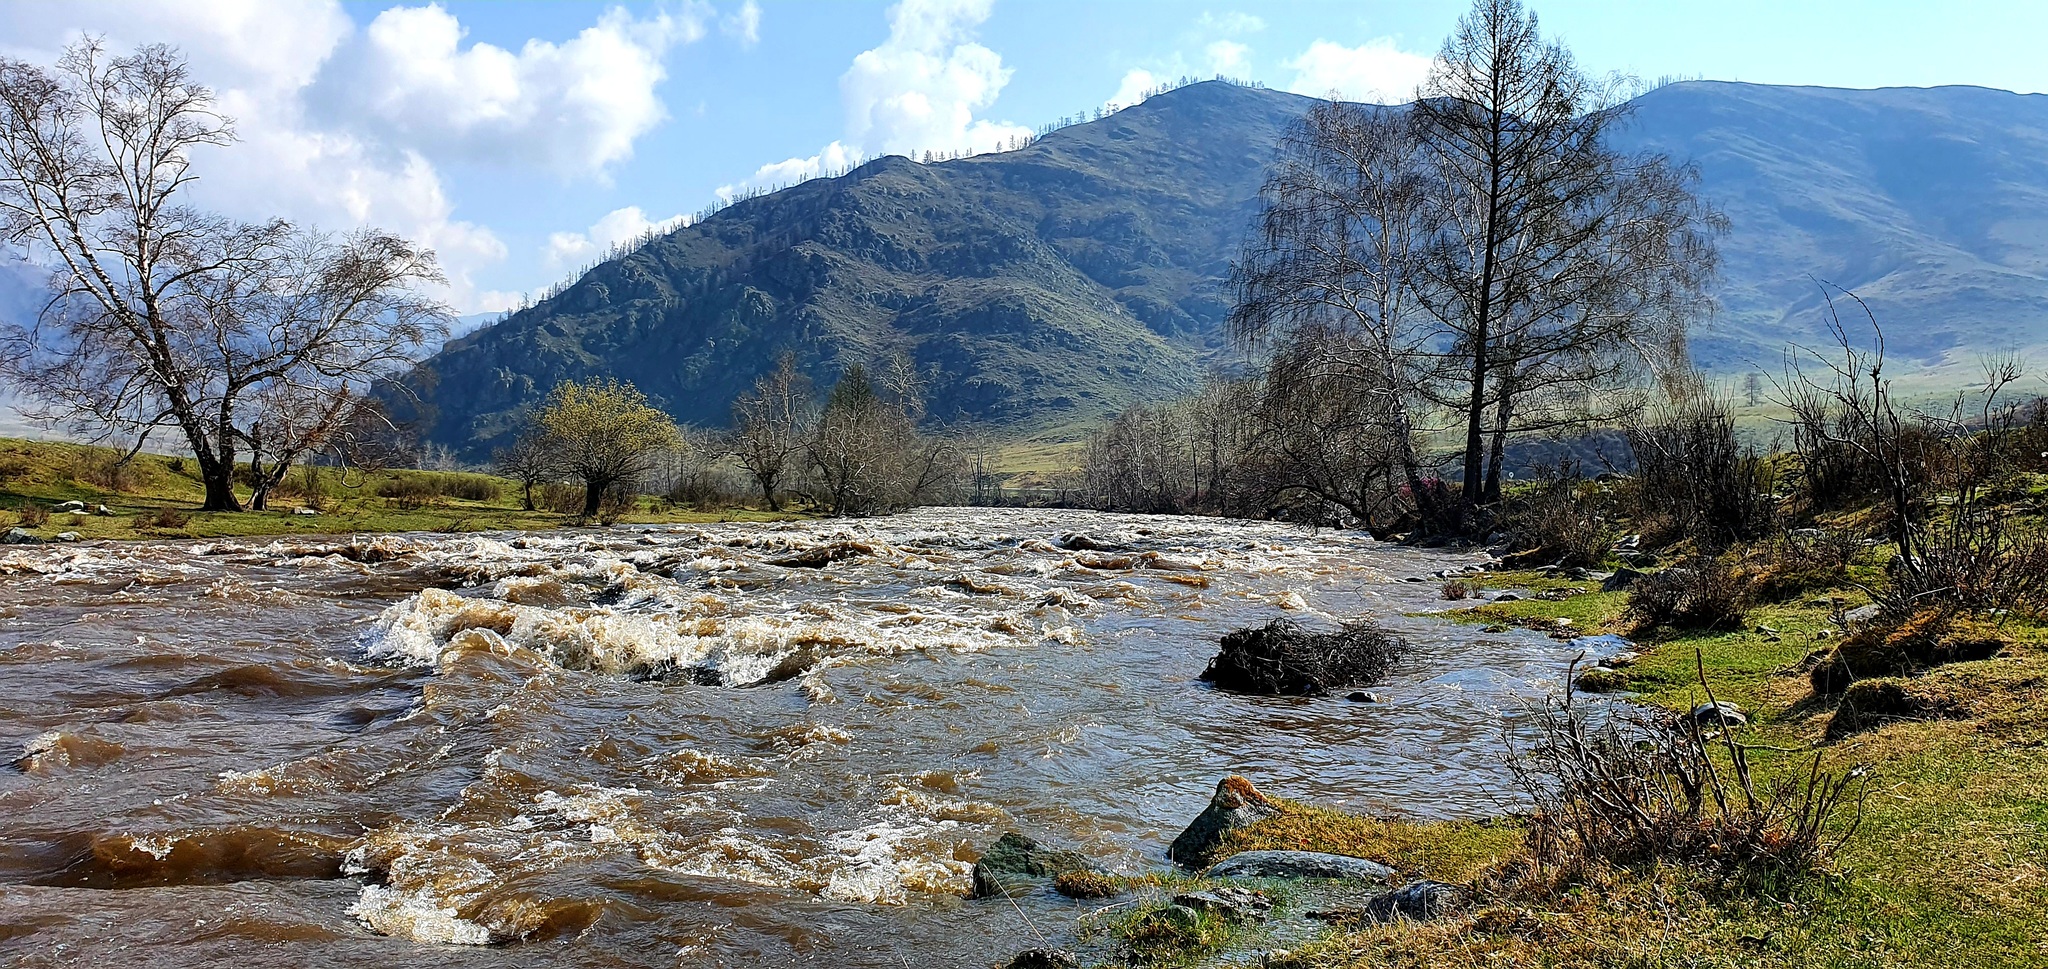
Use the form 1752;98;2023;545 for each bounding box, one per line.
1086;565;2047;969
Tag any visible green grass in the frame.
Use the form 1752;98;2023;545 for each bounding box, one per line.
0;437;798;542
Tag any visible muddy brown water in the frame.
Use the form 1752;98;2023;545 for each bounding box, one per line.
0;508;1618;967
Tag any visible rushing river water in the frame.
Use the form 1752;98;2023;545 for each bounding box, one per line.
0;508;1614;967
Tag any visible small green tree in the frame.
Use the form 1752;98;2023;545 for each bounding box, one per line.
532;378;681;518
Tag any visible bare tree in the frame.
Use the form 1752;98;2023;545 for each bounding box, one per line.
492;430;555;511
0;39;447;511
805;364;952;516
1414;0;1721;504
1229;101;1449;524
729;353;812;510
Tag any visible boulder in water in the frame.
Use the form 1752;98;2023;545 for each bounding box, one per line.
1172;886;1272;920
1002;950;1081;969
1168;775;1280;867
3;527;40;545
769;541;876;569
1199;619;1411;697
1206;850;1393;881
971;832;1092;898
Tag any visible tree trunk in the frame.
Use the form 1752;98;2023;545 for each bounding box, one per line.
582;479;604;518
758;473;781;512
200;463;241;512
1483;387;1515;504
521;480;535;512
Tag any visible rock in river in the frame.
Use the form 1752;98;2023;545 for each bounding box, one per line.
1002;950;1081;969
971;832;1092;898
1168;775;1280;867
1172;886;1272;920
1207;850;1394;881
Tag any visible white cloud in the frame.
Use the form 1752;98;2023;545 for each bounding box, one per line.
314;3;703;177
722;0;761;48
1284;38;1434;104
0;1;730;313
544;206;685;270
1204;39;1250;76
1106;68;1160;110
1196;11;1265;35
722;0;1031;197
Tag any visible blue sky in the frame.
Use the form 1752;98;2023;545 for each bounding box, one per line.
3;0;2044;314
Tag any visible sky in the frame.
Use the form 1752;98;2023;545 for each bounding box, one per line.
1;0;2044;316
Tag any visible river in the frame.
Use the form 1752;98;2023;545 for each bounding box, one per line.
0;508;1606;967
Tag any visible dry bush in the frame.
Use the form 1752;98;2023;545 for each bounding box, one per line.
593;487;636;525
16;501;49;527
1200;619;1412;697
69;451;136;492
1511;659;1865;882
1624;557;1751;630
1502;477;1617;569
133;507;190;531
539;482;585;515
1626;389;1779;549
1441;580;1473;601
1744;528;1862;599
377;476;444;510
375;472;501;509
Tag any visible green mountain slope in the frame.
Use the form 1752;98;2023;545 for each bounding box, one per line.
405;80;2048;454
407;81;1311;452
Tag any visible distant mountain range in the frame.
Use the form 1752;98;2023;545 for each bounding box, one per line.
9;80;2038;453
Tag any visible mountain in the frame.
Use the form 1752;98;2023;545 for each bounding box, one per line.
406;80;2048;455
1620;81;2048;376
406;81;1314;452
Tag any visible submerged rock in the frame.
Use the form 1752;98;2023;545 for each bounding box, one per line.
1172;886;1272;920
1199;619;1411;697
1003;950;1081;969
971;832;1092;899
1207;850;1394;882
1169;775;1279;868
769;541;877;569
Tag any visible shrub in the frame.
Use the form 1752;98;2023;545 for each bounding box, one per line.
539;482;584;515
1625;388;1779;549
1624;557;1751;630
377;476;442;510
1510;662;1865;882
1744;528;1862;599
69;451;136;492
1199;619;1411;696
1502;477;1617;569
1053;870;1123;899
133;507;190;532
593;487;636;525
17;502;49;528
1441;580;1473;601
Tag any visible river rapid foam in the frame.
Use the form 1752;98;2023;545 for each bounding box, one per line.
0;509;1601;967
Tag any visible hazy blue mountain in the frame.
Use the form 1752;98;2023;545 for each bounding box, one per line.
1618;81;2048;376
397;80;2048;454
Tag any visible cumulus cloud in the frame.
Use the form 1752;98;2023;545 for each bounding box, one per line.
1196;11;1266;35
722;0;1031;197
314;3;703;177
0;1;735;312
544;206;685;271
1284;38;1435;104
1204;39;1250;76
722;0;762;47
1106;68;1160;110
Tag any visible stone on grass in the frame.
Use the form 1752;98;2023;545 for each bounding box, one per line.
1206;850;1394;882
1169;775;1280;867
3;527;39;545
1601;567;1647;592
1689;701;1748;728
1360;880;1468;922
